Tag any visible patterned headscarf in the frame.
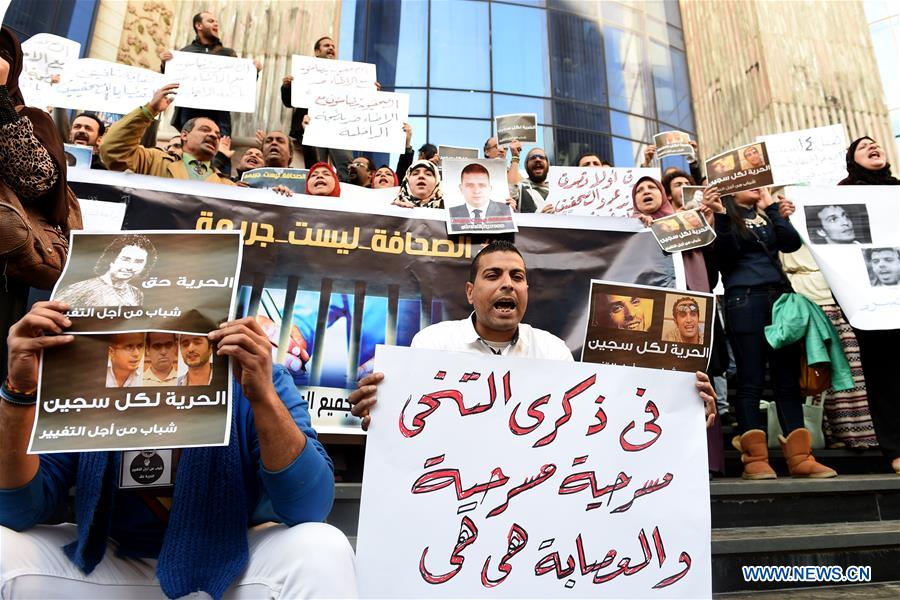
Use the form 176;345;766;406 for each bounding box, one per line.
396;159;443;208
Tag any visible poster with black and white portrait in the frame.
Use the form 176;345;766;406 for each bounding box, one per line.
863;247;900;287
803;204;872;245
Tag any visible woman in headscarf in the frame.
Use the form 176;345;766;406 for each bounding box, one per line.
631;176;724;477
372;165;399;189
304;162;341;197
0;26;77;377
838;136;900;473
392;159;443;208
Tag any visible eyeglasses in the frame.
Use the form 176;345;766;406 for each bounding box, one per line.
527;154;547;161
675;305;699;316
350;162;369;169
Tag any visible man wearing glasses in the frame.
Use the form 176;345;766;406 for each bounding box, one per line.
510;147;555;213
663;297;703;345
347;156;375;188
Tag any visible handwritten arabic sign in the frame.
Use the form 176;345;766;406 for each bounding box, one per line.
785;186;900;330
303;90;409;153
20;33;81;109
546;166;657;217
54;58;165;114
357;345;712;597
582;281;714;373
495;113;537;145
53;231;242;334
653;131;693;160
290;56;377;108
757;124;848;186
241;167;308;193
704;141;774;195
650;210;715;253
166;51;258;113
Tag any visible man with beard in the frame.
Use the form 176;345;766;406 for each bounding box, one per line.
101;84;235;185
663;297;703;344
510;147;554;213
866;248;900;286
158;11;262;137
347;156;374;188
55;234;156;307
68;113;106;170
177;335;214;386
106;333;145;388
143;332;179;386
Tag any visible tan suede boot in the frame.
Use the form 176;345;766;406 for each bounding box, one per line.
778;428;837;478
732;429;777;480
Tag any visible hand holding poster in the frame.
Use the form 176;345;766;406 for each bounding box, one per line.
356;345;711;598
30;231;243;453
650;210;716;253
495;113;537;145
582;280;714;373
546;166;657;217
443;158;517;235
20;33;80;109
166;51;258;113
757;124;848;186
302;90;409;153
653;131;694;160
290;55;377;108
704;142;774;195
53;58;165;114
785;186;900;330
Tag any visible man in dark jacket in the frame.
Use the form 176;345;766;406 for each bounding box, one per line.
159;11;262;137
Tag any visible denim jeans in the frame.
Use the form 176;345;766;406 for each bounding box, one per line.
723;286;804;435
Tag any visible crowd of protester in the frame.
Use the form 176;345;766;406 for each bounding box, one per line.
1;9;900;598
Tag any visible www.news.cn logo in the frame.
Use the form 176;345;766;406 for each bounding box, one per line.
742;565;872;583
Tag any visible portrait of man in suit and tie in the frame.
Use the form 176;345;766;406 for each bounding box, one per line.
446;161;516;234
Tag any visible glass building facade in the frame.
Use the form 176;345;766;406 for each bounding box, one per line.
865;0;900;152
340;0;695;168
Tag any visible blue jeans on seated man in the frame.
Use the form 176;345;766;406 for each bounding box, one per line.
724;285;804;436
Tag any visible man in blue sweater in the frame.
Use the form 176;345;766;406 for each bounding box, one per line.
0;302;356;598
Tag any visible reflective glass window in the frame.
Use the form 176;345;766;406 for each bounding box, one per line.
668;25;684;50
429;90;491;118
549;11;607;105
639;0;667;22
547;0;598;20
612;136;642;168
602;2;642;30
493;94;551;124
430;0;490;90
645;16;668;42
397;88;427;115
664;0;682;27
553;129;613;167
649;40;676;126
388;116;427;174
610;110;651;142
605;26;652;117
670;49;694;131
393;0;429;87
428;118;492;149
501;0;546;8
492;2;552;97
554;101;610;133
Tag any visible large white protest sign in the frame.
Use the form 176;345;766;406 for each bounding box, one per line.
758;124;848;186
546;166;657;217
357;345;711;598
20;33;80;109
54;58;164;115
290;55;377;108
303;90;409;153
166;51;257;113
788;186;900;330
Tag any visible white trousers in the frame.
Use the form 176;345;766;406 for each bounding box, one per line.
0;522;358;599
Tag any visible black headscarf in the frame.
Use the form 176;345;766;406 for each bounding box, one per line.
0;26;73;227
839;136;900;186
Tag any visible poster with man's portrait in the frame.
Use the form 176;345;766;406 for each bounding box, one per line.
582;280;714;373
52;231;242;334
495;113;537;145
804;203;872;245
443;158;517;235
680;186;705;210
653;130;694;160
705;142;774;195
863;247;900;287
650;209;716;253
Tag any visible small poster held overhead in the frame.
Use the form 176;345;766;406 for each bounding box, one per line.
290;55;377;108
650;210;716;253
20;33;81;110
495;113;537;144
166;51;258;113
241;167;308;194
443;158;517;235
302;90;409;153
757;124;848;186
705;141;774;195
653;130;694;160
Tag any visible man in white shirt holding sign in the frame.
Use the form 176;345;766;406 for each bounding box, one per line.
349;241;717;429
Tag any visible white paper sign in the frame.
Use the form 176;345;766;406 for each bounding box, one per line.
166;51;257;113
786;186;900;330
303;90;409;153
757;124;848;186
54;59;164;115
290;56;377;108
76;199;127;231
546;167;658;217
357;345;712;598
20;33;80;109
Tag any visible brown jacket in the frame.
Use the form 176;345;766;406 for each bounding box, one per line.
100;107;234;185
